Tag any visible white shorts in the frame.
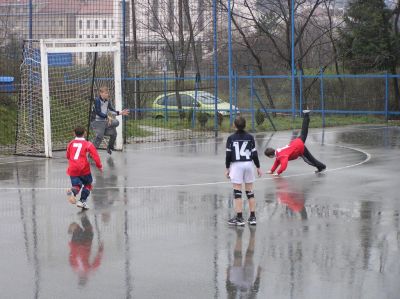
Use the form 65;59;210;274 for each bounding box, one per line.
229;161;255;184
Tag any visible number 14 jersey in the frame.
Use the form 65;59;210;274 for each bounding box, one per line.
225;131;260;168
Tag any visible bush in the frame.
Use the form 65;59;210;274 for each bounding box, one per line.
197;111;209;127
255;109;265;126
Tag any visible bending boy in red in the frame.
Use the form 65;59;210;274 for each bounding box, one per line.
264;110;326;175
66;126;103;209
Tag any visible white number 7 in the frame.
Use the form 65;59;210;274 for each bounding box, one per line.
72;143;82;160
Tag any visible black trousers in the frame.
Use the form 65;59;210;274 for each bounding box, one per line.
298;114;326;170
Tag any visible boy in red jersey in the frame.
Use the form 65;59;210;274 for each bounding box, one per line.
66;126;103;209
264;110;326;175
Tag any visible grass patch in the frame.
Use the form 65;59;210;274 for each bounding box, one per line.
125;120;154;137
0;105;17;145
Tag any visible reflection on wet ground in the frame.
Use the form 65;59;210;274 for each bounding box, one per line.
0;125;399;298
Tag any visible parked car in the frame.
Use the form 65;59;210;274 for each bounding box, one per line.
152;91;238;118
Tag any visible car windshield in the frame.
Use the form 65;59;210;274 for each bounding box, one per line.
197;94;223;104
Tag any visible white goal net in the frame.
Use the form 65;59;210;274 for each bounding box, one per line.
16;39;122;157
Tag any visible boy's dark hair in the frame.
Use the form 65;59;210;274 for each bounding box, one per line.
234;116;246;131
264;147;275;157
74;126;85;137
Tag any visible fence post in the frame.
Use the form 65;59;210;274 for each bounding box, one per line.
385;72;389;121
212;0;219;137
234;70;238;118
320;68;325;128
299;69;303;116
227;0;233;127
29;0;33;39
192;76;199;128
163;70;168;123
250;70;255;131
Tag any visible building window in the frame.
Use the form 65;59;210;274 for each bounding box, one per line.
151;0;159;31
79;35;82;38
87;35;90;38
103;34;107;38
103;20;107;29
59;20;63;27
168;0;174;31
198;0;204;30
95;35;98;38
79;20;82;29
95;20;98;29
111;20;114;29
87;20;90;29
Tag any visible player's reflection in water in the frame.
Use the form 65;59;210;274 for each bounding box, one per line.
68;212;104;287
226;227;261;298
274;177;308;219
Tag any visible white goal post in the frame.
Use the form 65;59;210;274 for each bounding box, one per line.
17;39;123;157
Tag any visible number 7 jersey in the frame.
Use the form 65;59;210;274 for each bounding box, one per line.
66;137;102;176
225;132;260;168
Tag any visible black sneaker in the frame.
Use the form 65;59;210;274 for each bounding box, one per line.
107;147;113;155
248;215;257;225
228;216;246;226
315;165;326;173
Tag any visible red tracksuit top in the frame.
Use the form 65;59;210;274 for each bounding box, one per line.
276;179;304;212
66;137;102;176
69;240;103;274
270;137;305;175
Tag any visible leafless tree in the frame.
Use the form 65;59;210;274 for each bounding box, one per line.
135;0;206;118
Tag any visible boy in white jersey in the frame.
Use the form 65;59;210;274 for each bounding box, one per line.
225;116;263;226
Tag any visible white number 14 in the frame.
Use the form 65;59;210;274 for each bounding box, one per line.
233;141;250;160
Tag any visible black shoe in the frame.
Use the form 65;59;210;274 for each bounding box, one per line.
228;216;245;226
248;215;257;225
315;165;326;173
107;147;113;155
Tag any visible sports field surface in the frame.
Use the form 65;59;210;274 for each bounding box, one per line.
0;125;399;298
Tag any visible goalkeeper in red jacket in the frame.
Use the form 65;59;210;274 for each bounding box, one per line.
66;126;103;209
264;110;326;176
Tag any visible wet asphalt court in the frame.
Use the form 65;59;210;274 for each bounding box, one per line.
0;125;399;299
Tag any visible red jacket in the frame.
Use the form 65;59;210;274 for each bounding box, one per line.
270;138;304;175
66;138;102;176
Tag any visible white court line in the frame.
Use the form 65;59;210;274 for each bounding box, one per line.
0;159;39;165
0;143;371;191
124;125;395;152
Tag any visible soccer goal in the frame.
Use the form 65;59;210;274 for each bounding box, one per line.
15;39;122;157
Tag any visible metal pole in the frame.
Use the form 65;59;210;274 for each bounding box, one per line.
212;0;219;136
320;67;325;128
299;69;303;116
122;0;127;144
291;0;296;120
385;72;389;121
228;0;233;127
29;0;33;39
250;70;255;131
163;70;168;123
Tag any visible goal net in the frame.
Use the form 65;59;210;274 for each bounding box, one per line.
16;39;122;157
